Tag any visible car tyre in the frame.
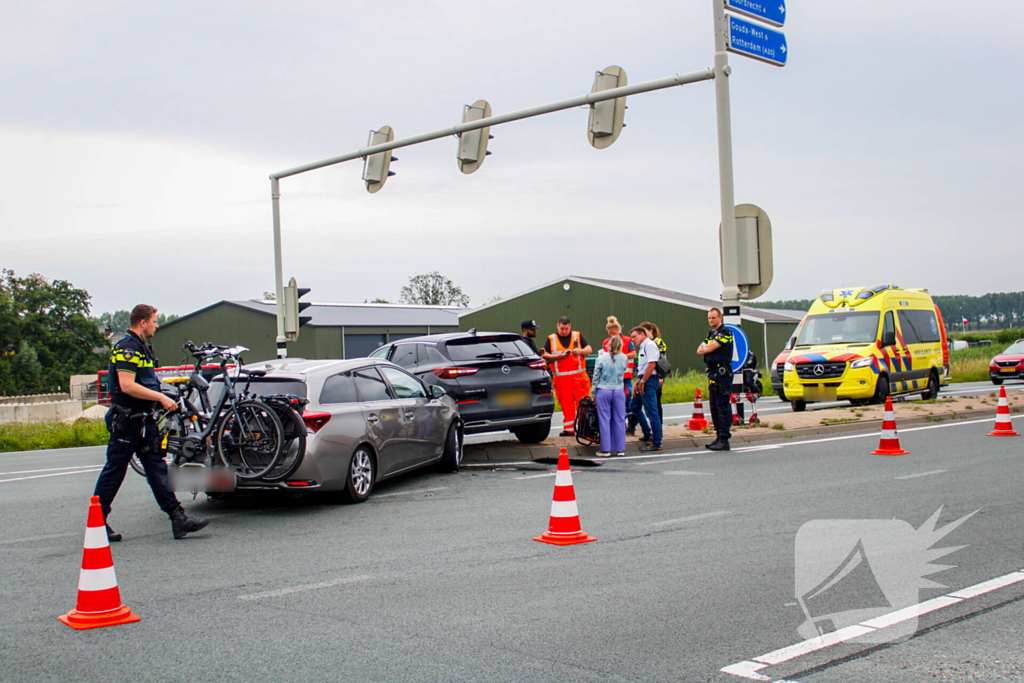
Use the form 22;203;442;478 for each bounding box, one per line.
341;446;375;504
436;423;462;473
872;375;890;405
791;400;806;413
512;419;551;444
992;377;1004;386
921;372;939;400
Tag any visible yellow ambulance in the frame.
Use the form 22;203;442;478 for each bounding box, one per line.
782;285;950;411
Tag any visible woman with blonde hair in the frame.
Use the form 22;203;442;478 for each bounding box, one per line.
591;332;628;456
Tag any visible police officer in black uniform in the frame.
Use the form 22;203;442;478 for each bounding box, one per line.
520;319;540;356
93;304;209;541
697;307;735;451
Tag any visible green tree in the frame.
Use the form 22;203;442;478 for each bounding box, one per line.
95;309;177;337
399;272;470;307
12;340;43;394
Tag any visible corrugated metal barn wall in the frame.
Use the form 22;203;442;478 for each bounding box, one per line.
153;304;282;365
460;280;780;375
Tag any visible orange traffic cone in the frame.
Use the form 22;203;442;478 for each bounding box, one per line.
534;448;596;546
59;496;140;630
988;386;1019;437
871;396;909;456
687;389;708;430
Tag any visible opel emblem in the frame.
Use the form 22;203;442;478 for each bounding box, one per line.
501;365;511;375
813;364;825;376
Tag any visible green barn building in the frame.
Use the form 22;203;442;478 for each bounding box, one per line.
458;277;800;374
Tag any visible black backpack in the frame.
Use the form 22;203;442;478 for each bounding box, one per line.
574;396;601;446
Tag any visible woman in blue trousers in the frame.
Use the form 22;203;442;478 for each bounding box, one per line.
591;334;628;456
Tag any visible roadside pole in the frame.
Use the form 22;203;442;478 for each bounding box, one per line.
271;177;287;359
713;0;741;330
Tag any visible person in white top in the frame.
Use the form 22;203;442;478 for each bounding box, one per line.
629;326;662;451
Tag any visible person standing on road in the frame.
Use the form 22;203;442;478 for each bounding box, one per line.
542;316;592;436
603;315;635;401
520;319;541;356
630;326;663;452
591;334;628;456
697;307;735;451
641;321;668;425
93;304;210;541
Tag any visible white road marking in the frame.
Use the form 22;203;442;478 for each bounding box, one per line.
722;567;1024;679
238;575;372;601
663;470;715;476
895;469;948;480
0;464;105;476
0;532;77;546
636;456;693;466
0;467;103;484
652;510;732;527
373;486;449;499
734;444;783;452
515;470;584;480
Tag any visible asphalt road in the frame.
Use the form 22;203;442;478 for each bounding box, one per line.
2;407;1023;682
466;379;1024;445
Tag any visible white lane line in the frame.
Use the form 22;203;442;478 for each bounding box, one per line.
735;444;783;453
515;470;585;480
0;464;105;476
895;469;948;480
663;470;715;476
238;575;372;601
652;510;732;527
373;486;449;499
0;467;103;484
722;567;1024;679
0;532;77;546
636;456;693;466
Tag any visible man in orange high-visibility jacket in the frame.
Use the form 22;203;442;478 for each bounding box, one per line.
542;316;593;436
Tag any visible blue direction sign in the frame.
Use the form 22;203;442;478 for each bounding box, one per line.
725;0;786;28
727;14;788;67
724;324;751;374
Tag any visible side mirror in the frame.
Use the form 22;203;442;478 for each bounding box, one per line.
882;331;896;347
430;385;446;399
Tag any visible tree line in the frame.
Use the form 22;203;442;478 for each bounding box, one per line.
748;291;1024;330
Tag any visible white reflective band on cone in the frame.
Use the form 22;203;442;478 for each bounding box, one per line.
554;470;573;487
550;500;579;518
83;525;108;549
881;429;898;440
78;566;118;592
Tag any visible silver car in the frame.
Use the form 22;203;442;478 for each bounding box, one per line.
213;358;462;502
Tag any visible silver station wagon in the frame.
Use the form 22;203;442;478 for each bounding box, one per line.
211;358;463;502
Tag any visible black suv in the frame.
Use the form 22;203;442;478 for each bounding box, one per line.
370;331;553;443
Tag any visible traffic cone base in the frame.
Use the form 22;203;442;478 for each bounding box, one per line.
534;448;595;546
987;387;1019;436
60;496;140;630
59;604;140;631
872;396;909;456
687;389;708;431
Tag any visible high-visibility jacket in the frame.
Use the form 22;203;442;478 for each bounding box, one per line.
548;331;587;377
603;334;635;379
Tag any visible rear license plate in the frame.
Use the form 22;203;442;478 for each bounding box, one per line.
1001;368;1016;373
494;390;530;407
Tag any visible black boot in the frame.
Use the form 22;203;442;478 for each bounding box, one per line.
106;524;122;543
704;437;721;450
169;507;210;539
707;438;731;452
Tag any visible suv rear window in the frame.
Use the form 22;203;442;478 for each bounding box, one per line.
444;337;531;362
208;377;307;405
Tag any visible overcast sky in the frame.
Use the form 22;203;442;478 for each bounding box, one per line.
2;1;1022;317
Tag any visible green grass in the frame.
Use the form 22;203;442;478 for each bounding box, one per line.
0;420;109;453
950;347;996;383
660;369;775;405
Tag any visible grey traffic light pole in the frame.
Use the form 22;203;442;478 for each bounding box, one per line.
268;68;716;358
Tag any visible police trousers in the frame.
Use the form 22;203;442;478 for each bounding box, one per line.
94;410;179;519
708;371;734;440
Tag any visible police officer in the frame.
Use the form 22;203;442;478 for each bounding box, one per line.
697;307;735;451
93;304;209;541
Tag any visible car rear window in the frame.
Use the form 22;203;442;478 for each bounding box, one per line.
444;337;531;361
352;368;392;402
320;374;358;404
208;377;307;405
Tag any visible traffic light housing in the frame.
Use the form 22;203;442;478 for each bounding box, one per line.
283;277;312;341
362;126;397;193
588;65;627;149
457;100;493;174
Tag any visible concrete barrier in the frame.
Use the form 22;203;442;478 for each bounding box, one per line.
0;393;71;405
0;400;83;423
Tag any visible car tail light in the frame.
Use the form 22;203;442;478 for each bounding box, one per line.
528;360;546;370
432;367;479;379
302;411;331;433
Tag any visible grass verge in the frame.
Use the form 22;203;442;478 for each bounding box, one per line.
0;420;109;453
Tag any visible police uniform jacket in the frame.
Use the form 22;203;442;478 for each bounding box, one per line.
108;331;161;410
704;326;734;372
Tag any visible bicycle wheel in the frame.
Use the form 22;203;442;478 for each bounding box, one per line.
215;400;284;479
259;404;307;483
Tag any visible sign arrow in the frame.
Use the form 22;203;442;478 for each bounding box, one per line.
726;14;788;67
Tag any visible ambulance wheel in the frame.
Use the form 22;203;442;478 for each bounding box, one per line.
920;372;939;400
992;377;1004;386
790;400;806;412
872;375;890;405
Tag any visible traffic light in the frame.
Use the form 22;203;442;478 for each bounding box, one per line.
457;99;493;174
283;277;312;341
588;65;627;149
362;126;397;193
